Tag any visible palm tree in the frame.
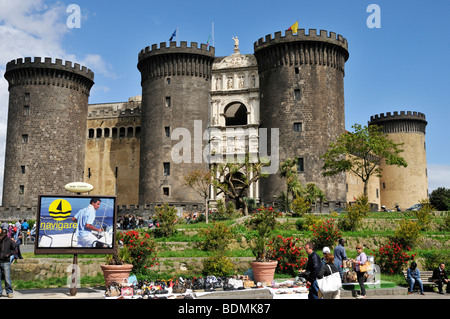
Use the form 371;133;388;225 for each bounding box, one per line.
279;158;304;212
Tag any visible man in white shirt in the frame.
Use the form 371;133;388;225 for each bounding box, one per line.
72;198;104;247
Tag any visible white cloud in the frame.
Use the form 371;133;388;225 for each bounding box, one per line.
0;0;113;205
80;54;118;79
427;164;450;193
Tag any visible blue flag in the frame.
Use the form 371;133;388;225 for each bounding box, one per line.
169;29;177;41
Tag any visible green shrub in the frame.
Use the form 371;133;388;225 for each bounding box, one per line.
390;219;421;248
341;195;370;231
411;199;433;230
198;221;233;251
301;214;323;231
291;196;311;217
153;204;178;238
202;254;234;277
440;212;450;231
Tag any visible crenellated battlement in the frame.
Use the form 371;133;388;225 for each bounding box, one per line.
254;29;348;52
138;41;215;81
88;106;141;119
370;111;426;122
369;111;427;134
253;29;349;74
5;57;94;81
138;41;215;61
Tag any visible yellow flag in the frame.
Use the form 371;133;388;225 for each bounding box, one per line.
288;21;298;34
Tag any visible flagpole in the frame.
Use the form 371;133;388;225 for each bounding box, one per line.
177;27;179;45
212;21;215;47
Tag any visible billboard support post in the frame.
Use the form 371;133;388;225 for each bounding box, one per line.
70;254;78;296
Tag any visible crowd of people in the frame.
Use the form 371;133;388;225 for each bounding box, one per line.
117;215;146;230
304;238;449;299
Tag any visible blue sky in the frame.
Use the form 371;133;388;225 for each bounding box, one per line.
0;0;449;204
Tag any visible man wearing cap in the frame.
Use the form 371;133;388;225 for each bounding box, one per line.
322;246;331;266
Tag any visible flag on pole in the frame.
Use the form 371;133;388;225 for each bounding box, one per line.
169;28;177;41
206;34;211;48
288;21;299;33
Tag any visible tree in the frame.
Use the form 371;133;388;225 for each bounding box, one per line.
211;154;269;215
429;187;450;211
279;157;304;213
184;169;212;223
321;123;407;196
304;183;326;213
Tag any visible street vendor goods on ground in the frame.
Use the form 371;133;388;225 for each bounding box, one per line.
104;275;308;299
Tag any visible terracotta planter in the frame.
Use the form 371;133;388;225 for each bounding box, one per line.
101;264;133;288
250;261;278;285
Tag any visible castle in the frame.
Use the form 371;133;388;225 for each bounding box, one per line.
1;29;428;218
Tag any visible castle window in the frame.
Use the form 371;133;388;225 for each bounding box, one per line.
88;168;91;178
295;67;299;74
382;182;386;189
115;167;118;178
166;78;171;85
19;185;25;194
163;162;170;176
165;126;171;137
224;102;247;126
21;166;25;174
297;157;304;173
135;126;141;138
163;187;170;196
104;128;110;138
293;122;302;132
24;93;30;102
294;89;301;100
23;105;30;116
119;127;126;138
165;96;171;107
96;128;102;138
22;134;28;143
127;127;134;137
112;127;118;138
88;129;94;138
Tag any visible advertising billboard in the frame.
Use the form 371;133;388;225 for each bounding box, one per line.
35;195;116;254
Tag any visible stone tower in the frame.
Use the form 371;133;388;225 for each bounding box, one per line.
369;111;428;210
253;29;349;207
137;42;215;206
3;57;94;207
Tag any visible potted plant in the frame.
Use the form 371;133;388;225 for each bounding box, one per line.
101;229;158;287
249;207;278;285
101;233;133;288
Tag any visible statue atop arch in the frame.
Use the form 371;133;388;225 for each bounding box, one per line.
232;36;239;53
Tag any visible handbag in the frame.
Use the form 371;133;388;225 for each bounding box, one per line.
359;261;372;273
317;265;342;293
120;279;134;299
